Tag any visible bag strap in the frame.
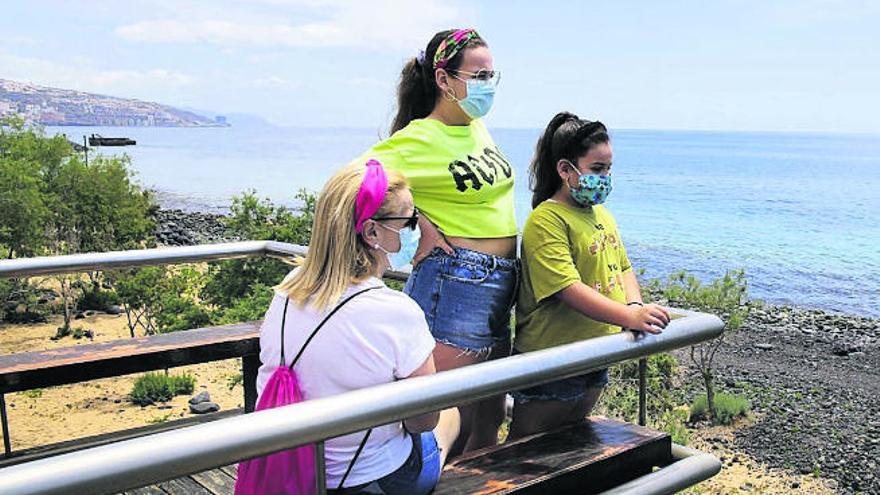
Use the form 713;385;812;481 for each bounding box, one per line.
337;428;373;490
278;297;291;367
284;285;381;369
276;284;381;489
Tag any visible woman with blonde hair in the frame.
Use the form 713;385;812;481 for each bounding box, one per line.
255;159;459;494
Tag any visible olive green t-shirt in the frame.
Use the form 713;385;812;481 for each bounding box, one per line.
355;118;517;238
514;200;632;353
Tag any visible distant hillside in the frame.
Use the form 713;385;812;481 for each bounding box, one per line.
0;78;228;127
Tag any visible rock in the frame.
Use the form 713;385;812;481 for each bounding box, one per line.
189;390;211;405
755;343;775;351
106;304;123;315
190;401;220;414
832;341;863;357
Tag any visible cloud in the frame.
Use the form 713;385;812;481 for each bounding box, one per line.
251;75;300;90
764;0;880;26
114;0;468;51
0;51;195;99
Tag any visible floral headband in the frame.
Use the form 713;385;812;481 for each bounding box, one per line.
433;28;481;69
354;159;388;233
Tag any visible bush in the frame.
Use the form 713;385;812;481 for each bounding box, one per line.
212;283;274;324
690;392;750;425
201;189;315;310
643;269;752;424
51;326;93;340
598;354;692;444
77;287;120;311
129;372;195;406
600;353;680;422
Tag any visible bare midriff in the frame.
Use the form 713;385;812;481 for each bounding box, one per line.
446;235;517;259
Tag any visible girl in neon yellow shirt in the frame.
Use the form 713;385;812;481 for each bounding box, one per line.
354;29;518;455
508;112;670;439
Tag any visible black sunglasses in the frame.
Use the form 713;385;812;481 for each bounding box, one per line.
373;208;420;230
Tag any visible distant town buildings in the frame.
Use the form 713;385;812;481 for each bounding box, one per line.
0;78;228;127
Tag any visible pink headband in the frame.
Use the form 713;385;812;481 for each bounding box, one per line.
354;159;388;233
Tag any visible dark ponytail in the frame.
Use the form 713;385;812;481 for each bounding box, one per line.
390;29;488;134
529;112;610;208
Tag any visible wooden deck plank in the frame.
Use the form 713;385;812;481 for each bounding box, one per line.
124;486;167;495
191;467;237;494
157;476;213;495
0;322;260;393
219;464;238;479
434;416;670;495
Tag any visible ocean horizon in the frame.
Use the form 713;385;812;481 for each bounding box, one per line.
48;123;880;319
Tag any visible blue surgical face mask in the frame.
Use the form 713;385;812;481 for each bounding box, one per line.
565;162;613;207
376;223;421;271
453;77;496;119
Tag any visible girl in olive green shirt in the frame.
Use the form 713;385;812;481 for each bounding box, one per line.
508;112;671;439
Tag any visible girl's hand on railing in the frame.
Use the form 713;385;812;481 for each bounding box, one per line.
412;215;454;266
626;304;671;334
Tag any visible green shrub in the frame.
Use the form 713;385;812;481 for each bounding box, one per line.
23;389;43;399
656;407;691;445
690;392;750;425
130;372;195;406
212;283;274;324
600;353;681;422
77;287;120;311
201;189;315;310
51;326;93;340
227;372;243;390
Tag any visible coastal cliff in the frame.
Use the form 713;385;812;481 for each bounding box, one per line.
0;78;226;127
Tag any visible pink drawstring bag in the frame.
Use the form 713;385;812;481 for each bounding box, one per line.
235;287;380;495
234;296;315;495
234;364;315;495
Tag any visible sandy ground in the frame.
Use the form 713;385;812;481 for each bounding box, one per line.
0;313;244;452
684;418;839;495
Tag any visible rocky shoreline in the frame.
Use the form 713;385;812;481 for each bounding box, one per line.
674;304;879;494
155;207;878;493
152;208;232;246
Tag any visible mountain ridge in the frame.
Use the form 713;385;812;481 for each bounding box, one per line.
0;78;227;127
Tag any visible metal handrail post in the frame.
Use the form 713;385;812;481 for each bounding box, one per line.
315;441;326;494
1;394;10;456
638;357;647;426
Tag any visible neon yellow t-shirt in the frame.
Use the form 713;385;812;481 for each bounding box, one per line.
356;118;517;238
515;200;632;353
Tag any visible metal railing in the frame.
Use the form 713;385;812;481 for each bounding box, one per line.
0;242;724;494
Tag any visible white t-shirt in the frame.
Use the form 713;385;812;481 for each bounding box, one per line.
256;274;436;488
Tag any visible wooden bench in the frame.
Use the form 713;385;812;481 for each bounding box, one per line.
0;321;262;460
116;417;670;495
436;417;670;494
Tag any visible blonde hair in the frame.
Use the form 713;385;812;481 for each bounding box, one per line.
277;164;408;309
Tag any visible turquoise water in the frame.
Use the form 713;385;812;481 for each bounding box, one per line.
51;125;880;317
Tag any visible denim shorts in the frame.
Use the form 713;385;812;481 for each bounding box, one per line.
329;432;440;495
404;247;519;354
511;362;609;404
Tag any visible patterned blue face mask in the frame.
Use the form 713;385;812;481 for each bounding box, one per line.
565;162;613;207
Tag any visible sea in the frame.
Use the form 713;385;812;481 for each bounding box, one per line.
49;125;880;318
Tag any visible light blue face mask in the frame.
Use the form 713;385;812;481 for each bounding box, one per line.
376;223;421;271
453;78;496;119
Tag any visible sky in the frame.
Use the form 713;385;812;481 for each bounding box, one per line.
1;0;879;133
